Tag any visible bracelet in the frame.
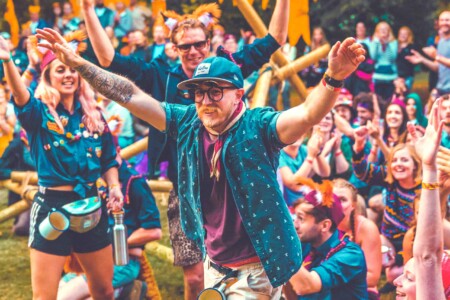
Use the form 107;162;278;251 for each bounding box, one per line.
306;158;313;164
0;53;12;64
109;183;120;190
335;151;342;156
422;182;439;190
23;70;33;80
322;78;341;92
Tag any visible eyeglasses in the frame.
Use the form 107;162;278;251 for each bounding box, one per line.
190;85;236;103
176;40;208;53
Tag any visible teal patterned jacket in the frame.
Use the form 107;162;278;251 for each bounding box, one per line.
163;103;302;287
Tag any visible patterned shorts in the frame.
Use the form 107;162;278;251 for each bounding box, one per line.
167;190;203;267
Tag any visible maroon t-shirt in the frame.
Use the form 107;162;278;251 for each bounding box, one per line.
200;129;257;265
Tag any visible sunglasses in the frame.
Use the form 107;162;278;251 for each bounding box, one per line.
176;40;208;52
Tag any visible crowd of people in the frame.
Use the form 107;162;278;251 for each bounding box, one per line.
1;0;450;299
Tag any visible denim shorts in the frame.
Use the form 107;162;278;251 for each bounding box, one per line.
28;189;111;256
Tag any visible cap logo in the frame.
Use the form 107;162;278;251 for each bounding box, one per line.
195;63;211;76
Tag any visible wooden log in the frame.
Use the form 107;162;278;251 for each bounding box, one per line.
235;0;307;100
147;180;173;193
10;172;38;185
272;44;331;84
0;179;26;195
145;241;174;264
120;137;148;160
0;200;30;223
250;65;273;109
10;138;150;186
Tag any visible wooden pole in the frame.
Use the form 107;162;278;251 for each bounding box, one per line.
145;241;174;264
272;44;331;84
235;0;308;100
0;179;26;195
0;200;30;223
9;137;150;186
119;137;148;160
0;185;37;223
250;65;273;109
11;172;38;185
147;180;173;193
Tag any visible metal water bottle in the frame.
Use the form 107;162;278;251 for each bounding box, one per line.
112;210;129;265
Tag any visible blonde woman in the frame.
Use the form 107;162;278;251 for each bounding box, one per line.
370;21;398;100
0;32;123;299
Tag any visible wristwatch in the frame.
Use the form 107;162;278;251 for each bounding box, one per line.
322;73;345;91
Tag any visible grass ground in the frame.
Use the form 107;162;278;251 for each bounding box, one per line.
0;190;184;299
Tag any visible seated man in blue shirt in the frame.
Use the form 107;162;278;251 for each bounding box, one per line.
290;180;368;300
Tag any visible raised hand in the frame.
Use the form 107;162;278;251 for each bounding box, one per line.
410;98;444;167
353;126;368;151
437;147;450;193
81;0;95;10
366;120;380;139
327;38;366;81
307;130;323;158
405;49;425;65
333;129;343;151
36;28;83;68
0;37;10;61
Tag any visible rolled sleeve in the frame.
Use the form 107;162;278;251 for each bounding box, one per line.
218;34;280;77
163;103;192;140
256;107;287;152
13;91;43;132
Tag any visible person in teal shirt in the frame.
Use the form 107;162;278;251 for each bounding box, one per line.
38;26;366;297
290;183;368;300
1;32;123;299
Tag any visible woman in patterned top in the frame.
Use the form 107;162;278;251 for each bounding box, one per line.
352;125;421;290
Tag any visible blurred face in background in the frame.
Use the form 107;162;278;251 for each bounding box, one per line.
63;2;73;16
439;11;450;36
318;112;333;133
357;106;373;125
356;22;366;39
223;35;238;53
386;104;404;129
398;27;411;44
335;104;352;122
406;98;416;120
441;98;450;126
153;25;166;44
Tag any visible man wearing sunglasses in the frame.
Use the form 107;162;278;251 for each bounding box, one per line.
81;0;289;298
39;27;365;297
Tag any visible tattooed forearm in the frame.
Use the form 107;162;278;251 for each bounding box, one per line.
75;63;134;105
